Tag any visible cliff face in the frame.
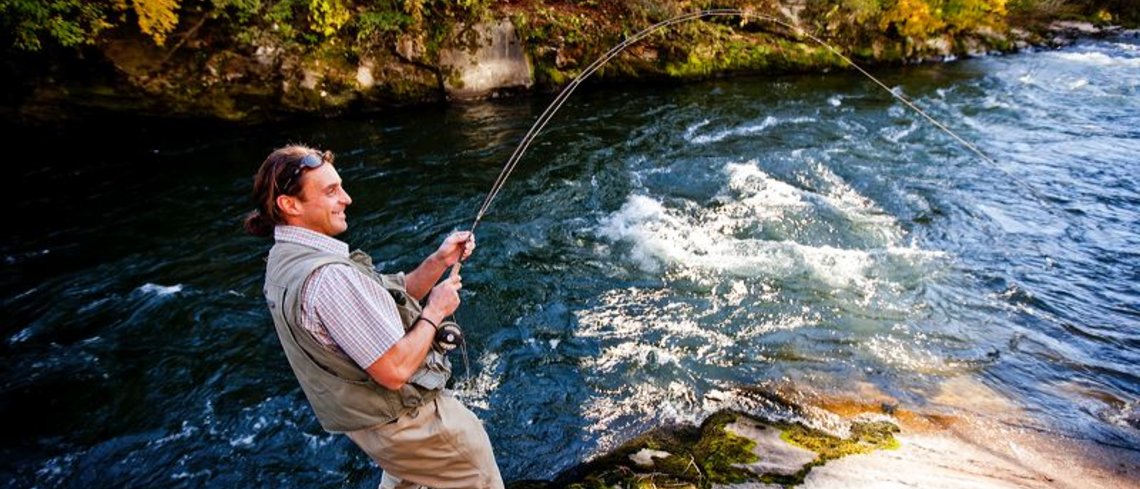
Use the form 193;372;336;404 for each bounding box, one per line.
0;1;1123;123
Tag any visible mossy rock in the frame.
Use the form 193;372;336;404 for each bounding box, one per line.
548;422;705;488
780;419;901;461
539;406;901;488
692;411;761;484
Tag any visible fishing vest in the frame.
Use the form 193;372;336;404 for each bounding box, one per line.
263;240;451;432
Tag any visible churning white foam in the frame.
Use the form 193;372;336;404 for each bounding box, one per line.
686;116;815;145
597;160;931;288
450;349;504;411
137;283;184;296
683;119;711;140
1053;51;1140;68
880;120;920;143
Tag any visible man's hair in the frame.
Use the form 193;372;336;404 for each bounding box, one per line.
243;144;335;237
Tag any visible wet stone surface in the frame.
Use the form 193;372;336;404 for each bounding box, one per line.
725;417;817;477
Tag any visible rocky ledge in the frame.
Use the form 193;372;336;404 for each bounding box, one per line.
512;409;899;488
509;380;1139;488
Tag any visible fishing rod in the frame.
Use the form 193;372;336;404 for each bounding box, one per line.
446;8;1045;380
468;8;1003;234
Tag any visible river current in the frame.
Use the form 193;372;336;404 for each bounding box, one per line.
3;36;1138;487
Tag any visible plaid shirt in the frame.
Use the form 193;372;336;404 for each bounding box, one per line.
274;226;404;369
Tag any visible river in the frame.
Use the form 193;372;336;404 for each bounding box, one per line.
2;35;1138;487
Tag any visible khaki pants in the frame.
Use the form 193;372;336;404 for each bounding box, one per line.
346;392;504;489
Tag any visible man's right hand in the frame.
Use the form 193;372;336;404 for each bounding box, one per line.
423;269;462;321
369;267;462;390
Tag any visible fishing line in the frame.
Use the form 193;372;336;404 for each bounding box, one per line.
468;8;1051;232
450;9;1057;382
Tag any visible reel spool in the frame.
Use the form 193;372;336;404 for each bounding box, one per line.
434;320;464;352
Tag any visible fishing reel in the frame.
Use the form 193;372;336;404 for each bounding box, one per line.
434;319;464;352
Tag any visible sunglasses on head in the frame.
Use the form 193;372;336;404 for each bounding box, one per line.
279;152;324;193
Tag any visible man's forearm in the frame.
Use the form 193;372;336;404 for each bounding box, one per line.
364;310;443;390
404;252;447;301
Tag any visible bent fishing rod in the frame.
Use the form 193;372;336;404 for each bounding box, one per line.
465;8;1003;235
444;8;1017;382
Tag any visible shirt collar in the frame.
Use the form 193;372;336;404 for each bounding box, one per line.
274;225;350;257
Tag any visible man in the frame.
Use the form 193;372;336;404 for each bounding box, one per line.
244;144;504;489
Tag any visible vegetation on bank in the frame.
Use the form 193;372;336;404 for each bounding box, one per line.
1;0;1135;120
1;0;1133;53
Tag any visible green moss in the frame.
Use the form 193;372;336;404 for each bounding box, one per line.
780;419;901;461
541;66;571;86
851;420;902;451
692;411;759;484
445;67;465;90
988;36;1014;52
654;453;702;478
870;40;906;61
381;73;437;100
656;25;860;81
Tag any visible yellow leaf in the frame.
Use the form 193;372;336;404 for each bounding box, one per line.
132;0;180;46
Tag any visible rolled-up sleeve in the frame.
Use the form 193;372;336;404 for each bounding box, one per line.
308;264;405;369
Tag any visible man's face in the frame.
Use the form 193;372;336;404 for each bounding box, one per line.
290;163;352;236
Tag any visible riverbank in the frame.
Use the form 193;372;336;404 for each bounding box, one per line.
512;379;1140;488
3;33;1138;487
2;1;1137;124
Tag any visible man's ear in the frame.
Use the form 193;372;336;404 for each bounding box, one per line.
276;194;303;217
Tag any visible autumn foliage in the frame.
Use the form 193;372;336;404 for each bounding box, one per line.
879;0;1009;39
0;0;1128;53
130;0;180;46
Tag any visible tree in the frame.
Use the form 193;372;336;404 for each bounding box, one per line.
0;0;180;51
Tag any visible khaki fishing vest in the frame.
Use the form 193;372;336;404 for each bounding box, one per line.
263;240;451;432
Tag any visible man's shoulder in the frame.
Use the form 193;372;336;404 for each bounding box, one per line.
269;241;350;264
311;261;360;276
268;243;357;288
307;261;371;289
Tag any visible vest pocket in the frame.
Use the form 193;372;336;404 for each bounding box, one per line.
407;367;447;391
407;352;451;390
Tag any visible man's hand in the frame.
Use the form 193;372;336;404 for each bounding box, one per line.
405;231;475;303
433;231;475;267
424;271;462;320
